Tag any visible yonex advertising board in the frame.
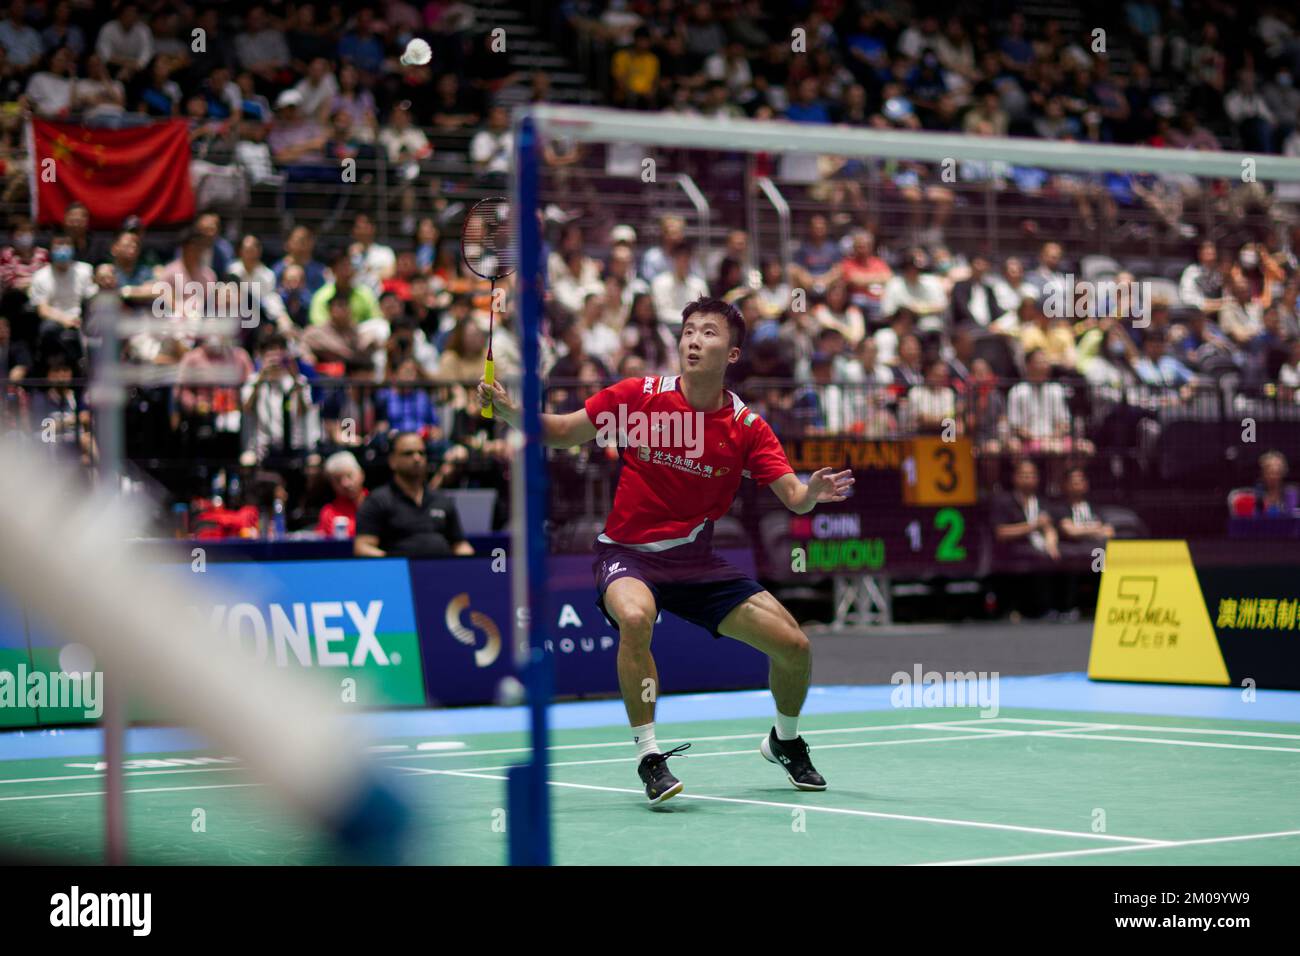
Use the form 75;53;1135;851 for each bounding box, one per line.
410;552;769;706
1090;540;1300;689
185;559;426;708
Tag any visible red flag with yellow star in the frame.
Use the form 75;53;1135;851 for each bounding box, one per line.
30;119;196;228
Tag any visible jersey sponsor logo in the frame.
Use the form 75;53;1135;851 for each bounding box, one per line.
604;561;626;582
428;508;445;518
643;376;656;394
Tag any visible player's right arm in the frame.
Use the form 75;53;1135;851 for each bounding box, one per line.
477;379;598;448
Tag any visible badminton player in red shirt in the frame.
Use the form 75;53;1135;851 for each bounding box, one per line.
479;297;853;806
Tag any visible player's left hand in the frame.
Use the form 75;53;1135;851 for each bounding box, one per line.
808;467;854;503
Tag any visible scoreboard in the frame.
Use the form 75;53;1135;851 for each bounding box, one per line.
771;436;983;577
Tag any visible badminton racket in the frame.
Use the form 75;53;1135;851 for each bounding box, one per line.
460;197;517;419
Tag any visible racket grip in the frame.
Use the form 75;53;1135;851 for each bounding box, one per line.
482;358;495;419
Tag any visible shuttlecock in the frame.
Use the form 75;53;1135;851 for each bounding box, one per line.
400;37;432;66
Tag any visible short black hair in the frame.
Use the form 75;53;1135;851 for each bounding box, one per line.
681;296;745;349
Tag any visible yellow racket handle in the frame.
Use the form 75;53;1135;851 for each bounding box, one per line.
481;358;495;419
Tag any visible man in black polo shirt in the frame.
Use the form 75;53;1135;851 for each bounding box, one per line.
354;431;474;557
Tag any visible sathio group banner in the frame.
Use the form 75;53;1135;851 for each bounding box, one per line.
0;552;769;728
1089;540;1300;690
410;550;768;706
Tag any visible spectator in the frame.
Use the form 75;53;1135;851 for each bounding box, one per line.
1019;302;1078;373
611;27;659;109
176;334;255;441
349;213;395;295
1179;241;1226;311
880;248;948;332
639;215;686;282
274;225;328;296
548;223;603;314
1053;467;1115;548
1224;68;1275;154
28;234;93;366
650;242;708;330
304;293;373;370
791;214;841;292
94;2;152;78
294;57;339;122
23;45;76;116
1251;450;1298;516
240;332;321;463
227;234;289;332
992;458;1065;620
839;230;892;318
354;431;474;557
338;7;385;79
1007;349;1086;457
235;5;291;84
621;291;677;375
0;216;49;304
469;103;512;185
317;450;368;537
309;249;380;327
374;355;442;437
906;359;959;434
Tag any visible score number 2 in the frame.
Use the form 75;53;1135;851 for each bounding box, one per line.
905;508;968;562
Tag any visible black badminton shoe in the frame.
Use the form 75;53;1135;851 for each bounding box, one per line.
637;742;691;806
760;729;827;791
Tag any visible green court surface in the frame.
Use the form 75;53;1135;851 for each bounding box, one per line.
2;706;1299;865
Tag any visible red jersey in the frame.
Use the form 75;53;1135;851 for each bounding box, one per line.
584;375;793;548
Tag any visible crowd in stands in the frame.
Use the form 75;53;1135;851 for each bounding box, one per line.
2;0;1300;547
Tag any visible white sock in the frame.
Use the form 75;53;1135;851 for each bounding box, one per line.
632;722;657;759
774;711;800;741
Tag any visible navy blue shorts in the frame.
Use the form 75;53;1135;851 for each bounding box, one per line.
592;523;764;640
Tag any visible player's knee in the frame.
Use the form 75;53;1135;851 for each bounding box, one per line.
779;628;811;665
615;604;654;642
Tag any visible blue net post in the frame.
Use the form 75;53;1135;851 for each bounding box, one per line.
508;112;552;866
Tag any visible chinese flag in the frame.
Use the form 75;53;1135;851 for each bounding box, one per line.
31;119;196;228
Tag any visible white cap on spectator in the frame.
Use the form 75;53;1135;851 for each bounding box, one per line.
275;89;304;110
610;225;637;245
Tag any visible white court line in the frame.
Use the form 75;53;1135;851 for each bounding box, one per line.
398;765;1167;845
918;828;1300;866
375;721;1008;764
0;724;1020;792
393;728;1027;775
944;717;1300;740
1026;731;1300;754
0;782;262;803
0;766;246;787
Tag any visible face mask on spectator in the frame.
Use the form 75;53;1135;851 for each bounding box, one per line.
51;247;73;264
14;232;33;250
1240;250;1259;269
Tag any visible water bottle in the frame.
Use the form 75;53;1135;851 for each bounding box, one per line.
271;499;286;540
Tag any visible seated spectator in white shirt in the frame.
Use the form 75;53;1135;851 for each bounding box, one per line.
906;360;959;434
349;212;395;295
650;243;709;330
293;57;339;121
880;247;949;333
29;234;94;356
95;2;153;77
